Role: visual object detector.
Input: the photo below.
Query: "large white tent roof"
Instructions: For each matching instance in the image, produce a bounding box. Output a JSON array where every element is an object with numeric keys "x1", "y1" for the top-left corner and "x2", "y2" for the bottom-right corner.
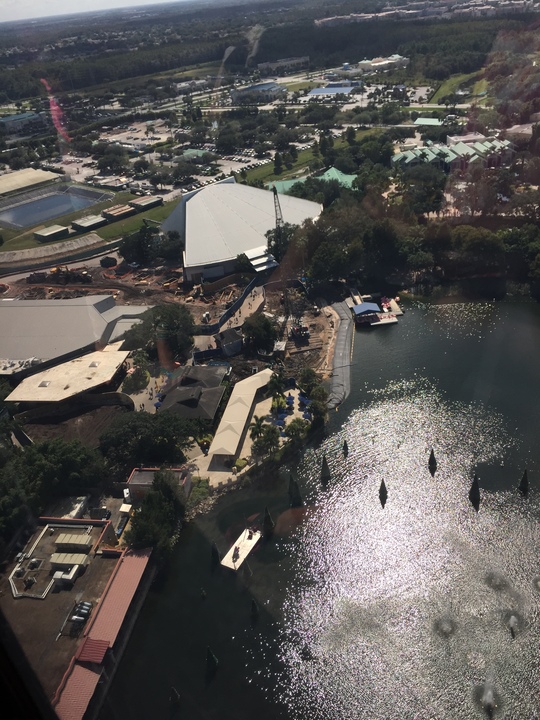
[{"x1": 182, "y1": 182, "x2": 321, "y2": 269}]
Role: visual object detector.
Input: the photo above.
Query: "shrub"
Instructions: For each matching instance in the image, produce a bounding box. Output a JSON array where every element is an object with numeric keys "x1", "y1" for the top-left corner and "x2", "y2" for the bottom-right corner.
[{"x1": 187, "y1": 476, "x2": 210, "y2": 510}]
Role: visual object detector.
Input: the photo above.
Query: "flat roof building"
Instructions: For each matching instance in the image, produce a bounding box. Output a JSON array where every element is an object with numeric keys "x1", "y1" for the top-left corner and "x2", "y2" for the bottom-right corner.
[
  {"x1": 128, "y1": 195, "x2": 163, "y2": 210},
  {"x1": 127, "y1": 467, "x2": 186, "y2": 501},
  {"x1": 258, "y1": 56, "x2": 310, "y2": 74},
  {"x1": 72, "y1": 215, "x2": 108, "y2": 232},
  {"x1": 33, "y1": 224, "x2": 70, "y2": 242},
  {"x1": 5, "y1": 347, "x2": 129, "y2": 403},
  {"x1": 102, "y1": 204, "x2": 136, "y2": 220},
  {"x1": 0, "y1": 168, "x2": 61, "y2": 196},
  {"x1": 307, "y1": 85, "x2": 356, "y2": 98},
  {"x1": 161, "y1": 179, "x2": 321, "y2": 282},
  {"x1": 231, "y1": 82, "x2": 286, "y2": 104}
]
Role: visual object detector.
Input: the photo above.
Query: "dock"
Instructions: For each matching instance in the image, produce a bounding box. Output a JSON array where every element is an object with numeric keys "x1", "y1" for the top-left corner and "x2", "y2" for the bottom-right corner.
[
  {"x1": 221, "y1": 528, "x2": 262, "y2": 570},
  {"x1": 373, "y1": 313, "x2": 398, "y2": 326},
  {"x1": 388, "y1": 298, "x2": 403, "y2": 316},
  {"x1": 348, "y1": 290, "x2": 403, "y2": 328}
]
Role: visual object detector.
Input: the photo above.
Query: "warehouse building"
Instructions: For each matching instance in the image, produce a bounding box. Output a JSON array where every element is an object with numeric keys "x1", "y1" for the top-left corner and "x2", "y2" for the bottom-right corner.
[
  {"x1": 72, "y1": 214, "x2": 108, "y2": 232},
  {"x1": 0, "y1": 168, "x2": 61, "y2": 197},
  {"x1": 33, "y1": 224, "x2": 70, "y2": 242},
  {"x1": 0, "y1": 111, "x2": 45, "y2": 134},
  {"x1": 231, "y1": 82, "x2": 286, "y2": 104},
  {"x1": 161, "y1": 179, "x2": 321, "y2": 282}
]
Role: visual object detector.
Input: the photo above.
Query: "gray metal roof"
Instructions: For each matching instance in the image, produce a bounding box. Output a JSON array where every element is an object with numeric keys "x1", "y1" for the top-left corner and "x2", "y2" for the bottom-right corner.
[
  {"x1": 179, "y1": 182, "x2": 321, "y2": 269},
  {"x1": 0, "y1": 296, "x2": 148, "y2": 374}
]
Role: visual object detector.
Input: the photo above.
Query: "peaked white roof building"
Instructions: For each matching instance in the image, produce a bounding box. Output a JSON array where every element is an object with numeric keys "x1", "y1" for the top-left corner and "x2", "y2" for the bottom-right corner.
[
  {"x1": 162, "y1": 179, "x2": 321, "y2": 281},
  {"x1": 209, "y1": 368, "x2": 273, "y2": 458}
]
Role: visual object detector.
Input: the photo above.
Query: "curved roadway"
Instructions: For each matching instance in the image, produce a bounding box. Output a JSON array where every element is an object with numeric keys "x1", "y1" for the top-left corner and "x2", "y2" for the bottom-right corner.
[{"x1": 327, "y1": 301, "x2": 353, "y2": 410}]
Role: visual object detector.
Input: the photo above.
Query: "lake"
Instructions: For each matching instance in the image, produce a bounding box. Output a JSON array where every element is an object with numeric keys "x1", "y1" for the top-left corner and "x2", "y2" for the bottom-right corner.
[{"x1": 100, "y1": 299, "x2": 540, "y2": 720}]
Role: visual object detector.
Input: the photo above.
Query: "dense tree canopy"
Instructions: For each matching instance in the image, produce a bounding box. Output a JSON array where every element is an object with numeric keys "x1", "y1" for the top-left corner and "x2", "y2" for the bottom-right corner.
[
  {"x1": 125, "y1": 469, "x2": 184, "y2": 556},
  {"x1": 99, "y1": 412, "x2": 196, "y2": 481},
  {"x1": 243, "y1": 314, "x2": 277, "y2": 352},
  {"x1": 122, "y1": 304, "x2": 195, "y2": 361},
  {"x1": 0, "y1": 439, "x2": 105, "y2": 548}
]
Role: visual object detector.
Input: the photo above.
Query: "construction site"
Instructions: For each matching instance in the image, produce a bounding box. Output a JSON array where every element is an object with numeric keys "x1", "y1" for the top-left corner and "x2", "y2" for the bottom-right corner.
[{"x1": 1, "y1": 257, "x2": 338, "y2": 377}]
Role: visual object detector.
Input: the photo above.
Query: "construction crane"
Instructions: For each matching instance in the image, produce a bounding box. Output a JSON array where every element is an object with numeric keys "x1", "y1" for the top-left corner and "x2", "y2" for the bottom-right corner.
[{"x1": 272, "y1": 185, "x2": 284, "y2": 261}]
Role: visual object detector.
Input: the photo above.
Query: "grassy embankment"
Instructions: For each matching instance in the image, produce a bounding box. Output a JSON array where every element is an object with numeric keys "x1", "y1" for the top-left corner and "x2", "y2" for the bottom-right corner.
[
  {"x1": 429, "y1": 71, "x2": 485, "y2": 104},
  {"x1": 0, "y1": 191, "x2": 180, "y2": 253}
]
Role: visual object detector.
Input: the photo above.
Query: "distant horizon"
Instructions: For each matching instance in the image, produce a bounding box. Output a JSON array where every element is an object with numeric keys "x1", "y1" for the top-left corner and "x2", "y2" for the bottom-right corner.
[{"x1": 1, "y1": 0, "x2": 197, "y2": 24}]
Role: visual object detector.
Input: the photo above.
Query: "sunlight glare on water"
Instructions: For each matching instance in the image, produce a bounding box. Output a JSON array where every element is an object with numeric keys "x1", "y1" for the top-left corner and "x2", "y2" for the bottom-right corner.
[{"x1": 263, "y1": 379, "x2": 540, "y2": 719}]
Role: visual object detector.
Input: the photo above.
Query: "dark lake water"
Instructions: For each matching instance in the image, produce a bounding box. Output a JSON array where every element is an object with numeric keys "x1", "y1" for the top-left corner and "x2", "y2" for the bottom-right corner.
[
  {"x1": 0, "y1": 189, "x2": 100, "y2": 228},
  {"x1": 100, "y1": 299, "x2": 540, "y2": 720}
]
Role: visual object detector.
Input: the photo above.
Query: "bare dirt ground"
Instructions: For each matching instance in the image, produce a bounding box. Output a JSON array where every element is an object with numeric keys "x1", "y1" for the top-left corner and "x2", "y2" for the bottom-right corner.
[
  {"x1": 23, "y1": 406, "x2": 128, "y2": 448},
  {"x1": 9, "y1": 262, "x2": 339, "y2": 378}
]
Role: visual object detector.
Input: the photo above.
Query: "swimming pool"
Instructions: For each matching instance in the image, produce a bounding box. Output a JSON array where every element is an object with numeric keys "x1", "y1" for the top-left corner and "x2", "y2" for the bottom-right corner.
[{"x1": 0, "y1": 187, "x2": 109, "y2": 229}]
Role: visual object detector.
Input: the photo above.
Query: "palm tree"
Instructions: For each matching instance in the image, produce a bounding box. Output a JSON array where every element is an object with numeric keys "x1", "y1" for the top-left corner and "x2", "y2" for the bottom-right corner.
[
  {"x1": 267, "y1": 369, "x2": 286, "y2": 399},
  {"x1": 249, "y1": 415, "x2": 265, "y2": 441}
]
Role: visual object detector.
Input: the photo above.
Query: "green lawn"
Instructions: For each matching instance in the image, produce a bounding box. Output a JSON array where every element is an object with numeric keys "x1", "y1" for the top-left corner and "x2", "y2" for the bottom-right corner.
[
  {"x1": 283, "y1": 80, "x2": 319, "y2": 92},
  {"x1": 95, "y1": 198, "x2": 179, "y2": 240},
  {"x1": 430, "y1": 72, "x2": 481, "y2": 104}
]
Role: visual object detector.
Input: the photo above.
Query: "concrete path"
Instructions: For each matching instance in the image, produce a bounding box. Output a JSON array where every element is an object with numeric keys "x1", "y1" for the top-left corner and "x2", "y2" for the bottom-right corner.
[{"x1": 327, "y1": 301, "x2": 353, "y2": 410}]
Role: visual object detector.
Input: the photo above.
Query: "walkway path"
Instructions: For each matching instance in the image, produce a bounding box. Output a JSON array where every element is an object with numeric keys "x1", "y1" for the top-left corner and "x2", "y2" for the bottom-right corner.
[{"x1": 327, "y1": 301, "x2": 353, "y2": 410}]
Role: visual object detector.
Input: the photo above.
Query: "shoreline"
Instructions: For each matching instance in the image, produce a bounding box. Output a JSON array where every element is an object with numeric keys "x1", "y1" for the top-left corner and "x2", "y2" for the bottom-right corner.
[{"x1": 327, "y1": 300, "x2": 354, "y2": 410}]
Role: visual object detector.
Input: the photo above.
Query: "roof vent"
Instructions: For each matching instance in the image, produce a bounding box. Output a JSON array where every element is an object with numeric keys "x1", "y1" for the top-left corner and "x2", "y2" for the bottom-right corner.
[
  {"x1": 39, "y1": 381, "x2": 50, "y2": 388},
  {"x1": 89, "y1": 361, "x2": 100, "y2": 368}
]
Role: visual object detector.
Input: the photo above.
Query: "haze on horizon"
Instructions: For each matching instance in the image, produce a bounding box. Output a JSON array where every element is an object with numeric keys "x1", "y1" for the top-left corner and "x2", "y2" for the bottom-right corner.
[{"x1": 2, "y1": 0, "x2": 194, "y2": 24}]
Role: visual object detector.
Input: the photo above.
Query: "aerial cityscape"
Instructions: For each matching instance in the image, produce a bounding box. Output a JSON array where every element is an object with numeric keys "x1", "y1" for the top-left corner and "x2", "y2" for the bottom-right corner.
[{"x1": 1, "y1": 0, "x2": 540, "y2": 718}]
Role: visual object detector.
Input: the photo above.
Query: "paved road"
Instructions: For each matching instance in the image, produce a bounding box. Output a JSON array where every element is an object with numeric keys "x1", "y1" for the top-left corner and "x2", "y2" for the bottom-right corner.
[{"x1": 327, "y1": 301, "x2": 353, "y2": 410}]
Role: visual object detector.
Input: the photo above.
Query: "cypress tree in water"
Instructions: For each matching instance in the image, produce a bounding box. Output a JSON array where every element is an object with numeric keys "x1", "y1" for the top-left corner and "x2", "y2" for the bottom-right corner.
[
  {"x1": 469, "y1": 473, "x2": 480, "y2": 512},
  {"x1": 289, "y1": 473, "x2": 304, "y2": 507},
  {"x1": 518, "y1": 469, "x2": 529, "y2": 497},
  {"x1": 428, "y1": 448, "x2": 437, "y2": 476},
  {"x1": 211, "y1": 542, "x2": 221, "y2": 566},
  {"x1": 321, "y1": 454, "x2": 331, "y2": 487},
  {"x1": 206, "y1": 646, "x2": 219, "y2": 677},
  {"x1": 379, "y1": 479, "x2": 388, "y2": 508},
  {"x1": 251, "y1": 598, "x2": 259, "y2": 618},
  {"x1": 263, "y1": 505, "x2": 275, "y2": 539}
]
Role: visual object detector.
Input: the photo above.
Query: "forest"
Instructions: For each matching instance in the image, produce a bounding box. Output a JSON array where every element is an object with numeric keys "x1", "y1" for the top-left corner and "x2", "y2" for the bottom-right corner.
[{"x1": 0, "y1": 13, "x2": 534, "y2": 100}]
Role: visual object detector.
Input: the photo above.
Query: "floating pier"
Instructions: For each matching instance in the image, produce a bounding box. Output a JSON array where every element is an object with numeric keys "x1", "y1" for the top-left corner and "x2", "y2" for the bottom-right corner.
[
  {"x1": 221, "y1": 528, "x2": 262, "y2": 570},
  {"x1": 347, "y1": 291, "x2": 403, "y2": 328}
]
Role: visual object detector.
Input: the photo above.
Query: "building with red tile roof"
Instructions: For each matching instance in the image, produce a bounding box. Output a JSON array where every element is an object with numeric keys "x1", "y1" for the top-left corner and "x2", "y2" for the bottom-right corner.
[{"x1": 52, "y1": 548, "x2": 152, "y2": 720}]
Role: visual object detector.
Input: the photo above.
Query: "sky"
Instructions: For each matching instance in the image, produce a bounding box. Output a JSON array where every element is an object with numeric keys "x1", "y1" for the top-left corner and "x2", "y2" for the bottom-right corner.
[{"x1": 2, "y1": 0, "x2": 185, "y2": 23}]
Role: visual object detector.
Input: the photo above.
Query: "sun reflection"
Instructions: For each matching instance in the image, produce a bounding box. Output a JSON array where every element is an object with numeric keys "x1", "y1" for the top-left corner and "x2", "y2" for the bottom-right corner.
[{"x1": 250, "y1": 379, "x2": 540, "y2": 719}]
